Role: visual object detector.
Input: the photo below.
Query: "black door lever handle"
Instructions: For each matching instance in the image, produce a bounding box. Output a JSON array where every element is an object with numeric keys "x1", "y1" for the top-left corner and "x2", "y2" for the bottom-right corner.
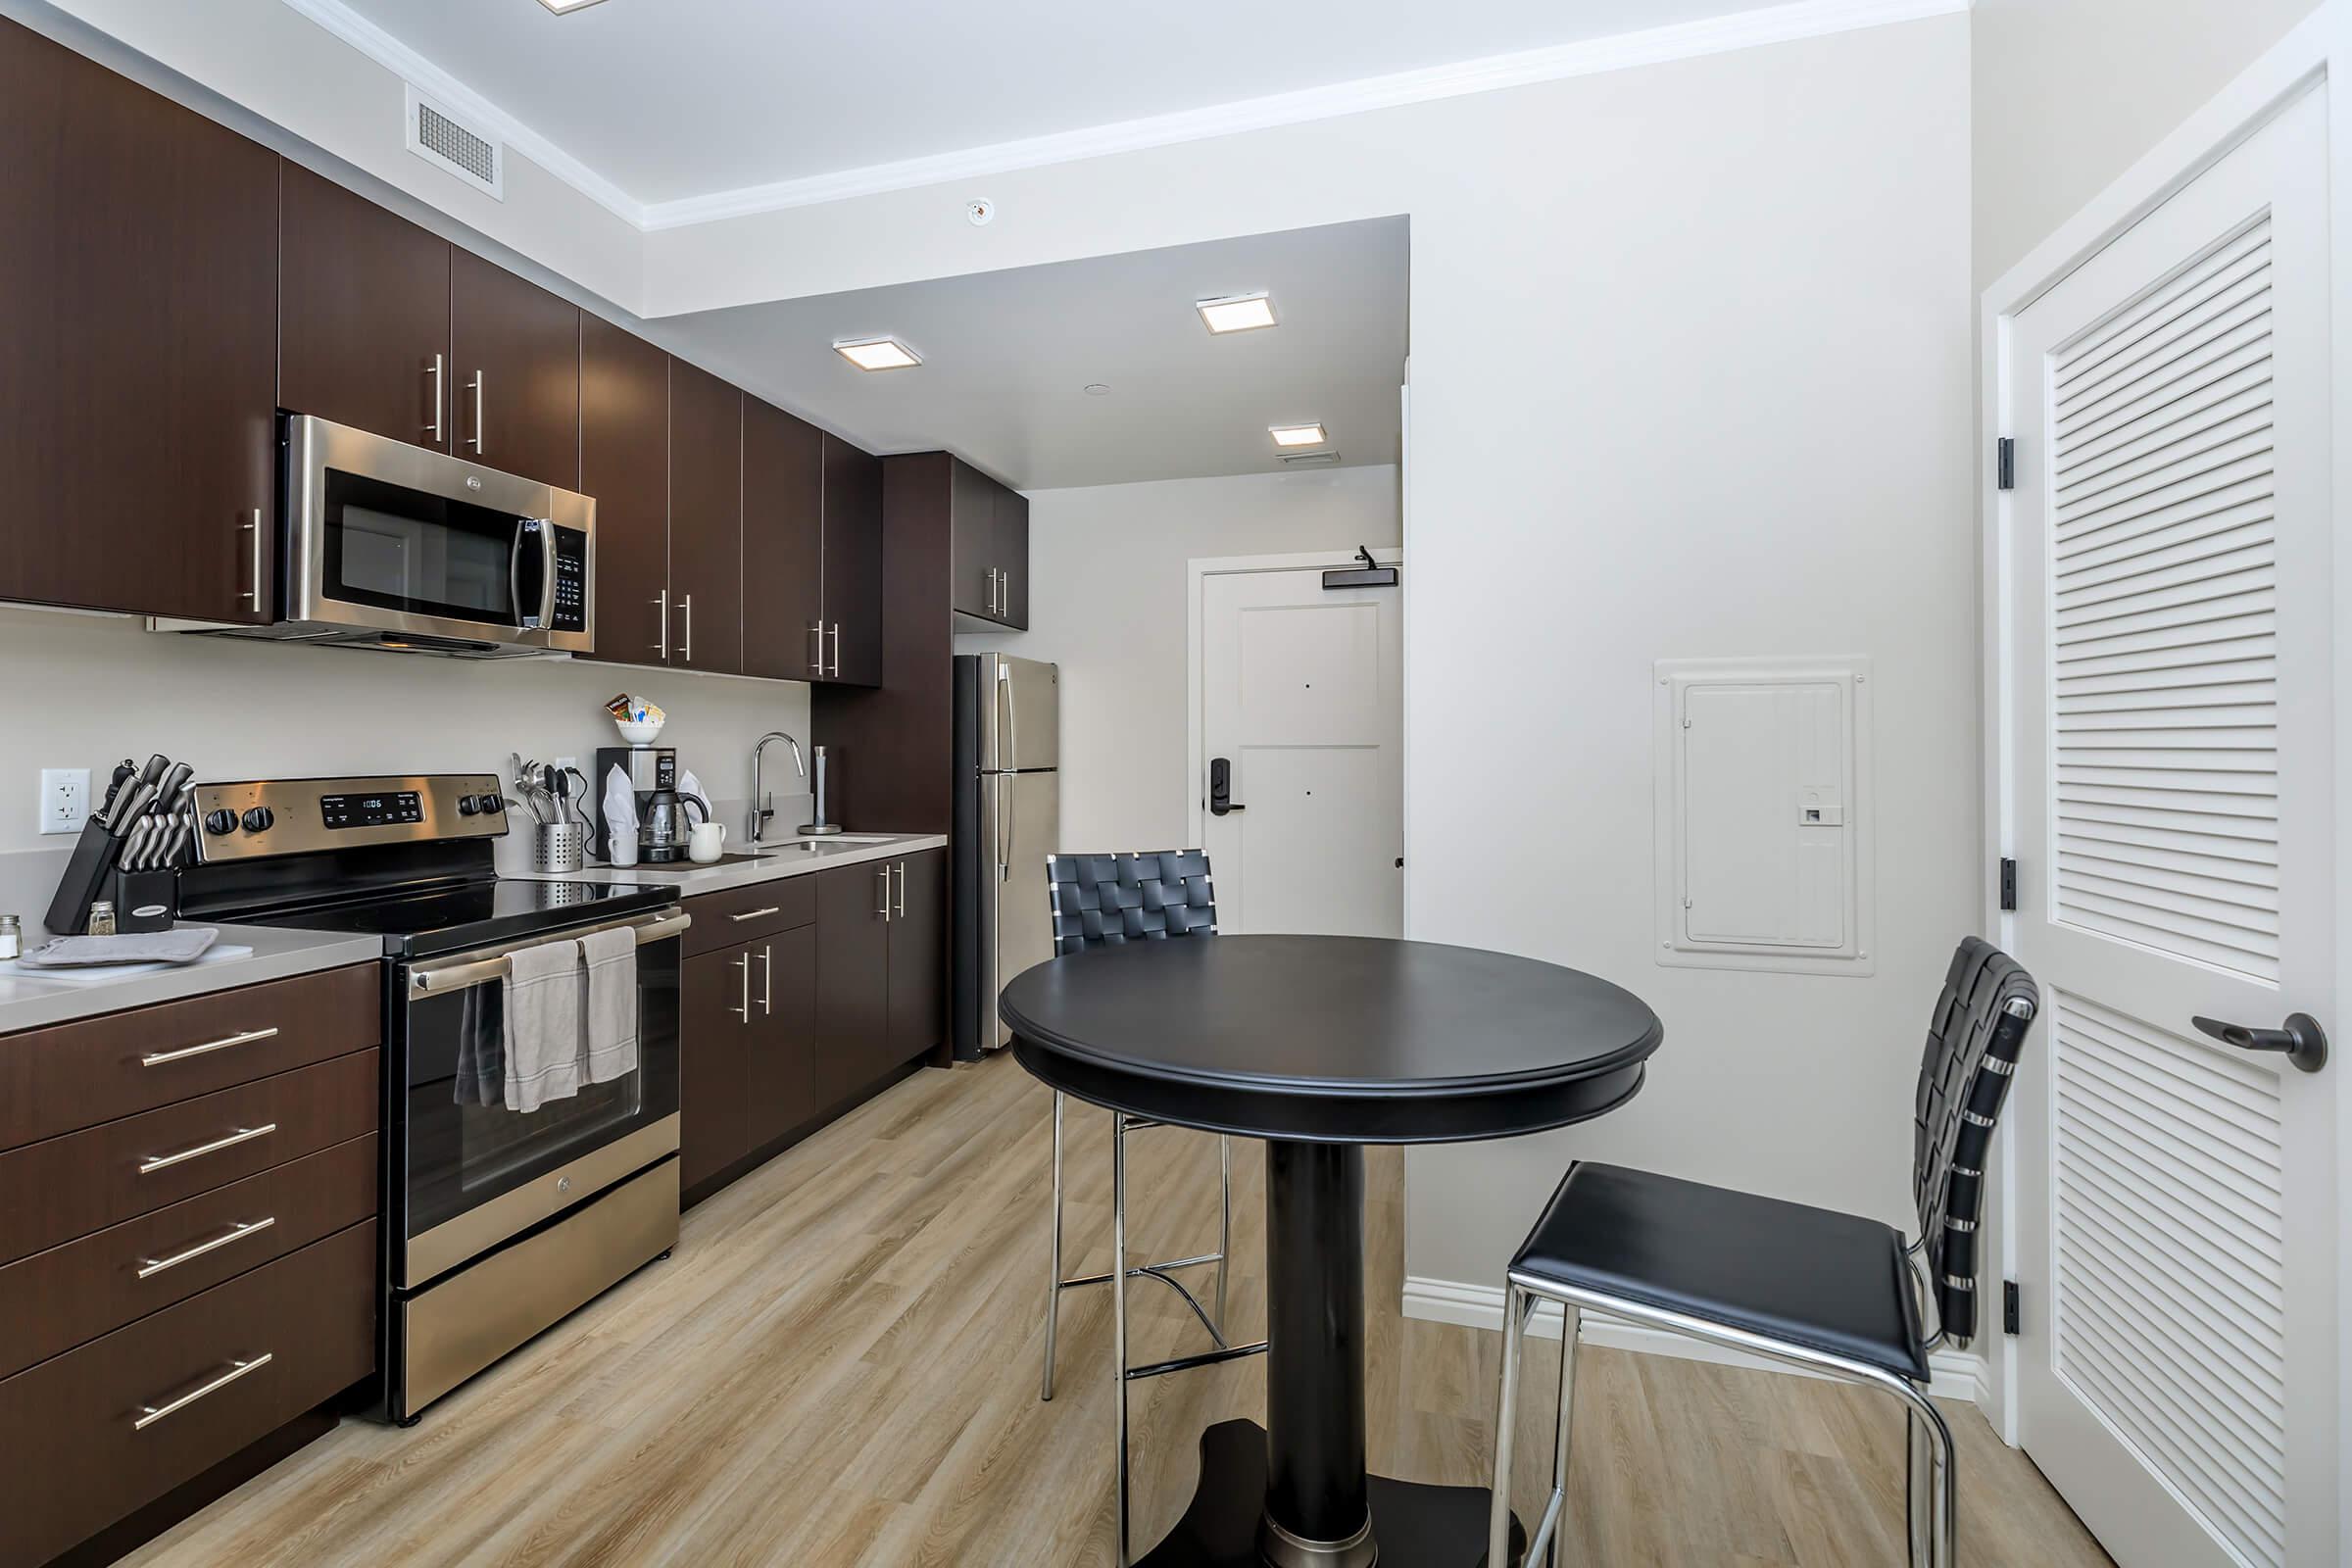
[
  {"x1": 1208, "y1": 757, "x2": 1246, "y2": 817},
  {"x1": 2191, "y1": 1012, "x2": 2328, "y2": 1074}
]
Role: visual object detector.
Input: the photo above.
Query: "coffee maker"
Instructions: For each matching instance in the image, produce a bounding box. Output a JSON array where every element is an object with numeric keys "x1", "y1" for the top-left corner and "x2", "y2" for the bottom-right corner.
[{"x1": 592, "y1": 745, "x2": 697, "y2": 863}]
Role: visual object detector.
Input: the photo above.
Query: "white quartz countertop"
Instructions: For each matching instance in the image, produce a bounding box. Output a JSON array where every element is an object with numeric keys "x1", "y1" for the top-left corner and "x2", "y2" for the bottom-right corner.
[
  {"x1": 0, "y1": 922, "x2": 385, "y2": 1036},
  {"x1": 515, "y1": 832, "x2": 948, "y2": 898}
]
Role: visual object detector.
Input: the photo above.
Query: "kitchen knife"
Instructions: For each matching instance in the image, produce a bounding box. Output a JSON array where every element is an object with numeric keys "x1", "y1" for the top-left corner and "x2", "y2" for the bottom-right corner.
[
  {"x1": 107, "y1": 781, "x2": 157, "y2": 837},
  {"x1": 97, "y1": 760, "x2": 135, "y2": 821},
  {"x1": 155, "y1": 761, "x2": 193, "y2": 813},
  {"x1": 120, "y1": 817, "x2": 152, "y2": 872}
]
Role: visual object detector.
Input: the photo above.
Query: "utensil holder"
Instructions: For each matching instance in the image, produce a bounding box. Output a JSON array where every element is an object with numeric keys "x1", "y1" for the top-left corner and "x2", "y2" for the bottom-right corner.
[{"x1": 535, "y1": 822, "x2": 585, "y2": 874}]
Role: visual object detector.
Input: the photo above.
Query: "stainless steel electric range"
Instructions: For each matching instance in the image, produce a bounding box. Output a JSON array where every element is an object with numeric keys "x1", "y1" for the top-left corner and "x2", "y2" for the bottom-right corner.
[{"x1": 177, "y1": 773, "x2": 687, "y2": 1423}]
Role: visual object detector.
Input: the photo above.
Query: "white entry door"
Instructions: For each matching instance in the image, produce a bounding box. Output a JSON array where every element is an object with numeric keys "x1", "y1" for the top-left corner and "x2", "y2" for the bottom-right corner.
[
  {"x1": 1198, "y1": 556, "x2": 1402, "y2": 935},
  {"x1": 2004, "y1": 86, "x2": 2339, "y2": 1568}
]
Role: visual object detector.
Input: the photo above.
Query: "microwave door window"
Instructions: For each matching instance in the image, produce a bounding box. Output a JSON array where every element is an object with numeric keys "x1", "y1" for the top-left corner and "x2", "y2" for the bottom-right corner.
[{"x1": 323, "y1": 469, "x2": 522, "y2": 626}]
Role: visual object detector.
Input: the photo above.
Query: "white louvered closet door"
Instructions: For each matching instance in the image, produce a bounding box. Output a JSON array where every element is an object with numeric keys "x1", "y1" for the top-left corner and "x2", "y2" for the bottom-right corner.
[{"x1": 2005, "y1": 87, "x2": 2339, "y2": 1568}]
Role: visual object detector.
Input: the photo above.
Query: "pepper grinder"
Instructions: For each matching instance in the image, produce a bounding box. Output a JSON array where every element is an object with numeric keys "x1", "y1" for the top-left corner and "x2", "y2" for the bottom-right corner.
[{"x1": 797, "y1": 745, "x2": 842, "y2": 836}]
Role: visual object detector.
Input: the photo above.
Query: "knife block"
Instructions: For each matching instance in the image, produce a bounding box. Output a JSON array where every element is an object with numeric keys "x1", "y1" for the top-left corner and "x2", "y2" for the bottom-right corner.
[
  {"x1": 43, "y1": 818, "x2": 124, "y2": 936},
  {"x1": 110, "y1": 869, "x2": 179, "y2": 933}
]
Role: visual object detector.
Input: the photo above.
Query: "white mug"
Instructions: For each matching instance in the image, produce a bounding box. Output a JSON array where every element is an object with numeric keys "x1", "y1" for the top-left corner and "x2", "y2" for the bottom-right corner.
[{"x1": 688, "y1": 820, "x2": 728, "y2": 863}]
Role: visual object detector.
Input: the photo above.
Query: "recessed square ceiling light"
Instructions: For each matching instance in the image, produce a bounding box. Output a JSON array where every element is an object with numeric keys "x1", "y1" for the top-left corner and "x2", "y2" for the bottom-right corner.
[
  {"x1": 834, "y1": 336, "x2": 922, "y2": 371},
  {"x1": 1197, "y1": 293, "x2": 1278, "y2": 335},
  {"x1": 1269, "y1": 423, "x2": 1328, "y2": 448},
  {"x1": 535, "y1": 0, "x2": 611, "y2": 12}
]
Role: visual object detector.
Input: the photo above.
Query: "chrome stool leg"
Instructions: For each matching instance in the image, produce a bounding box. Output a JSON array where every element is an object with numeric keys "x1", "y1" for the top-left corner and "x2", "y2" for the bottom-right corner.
[
  {"x1": 1112, "y1": 1111, "x2": 1132, "y2": 1567},
  {"x1": 1488, "y1": 1283, "x2": 1530, "y2": 1568},
  {"x1": 1540, "y1": 1304, "x2": 1581, "y2": 1568},
  {"x1": 1902, "y1": 1391, "x2": 1956, "y2": 1568},
  {"x1": 1041, "y1": 1090, "x2": 1067, "y2": 1401},
  {"x1": 1212, "y1": 1134, "x2": 1232, "y2": 1333}
]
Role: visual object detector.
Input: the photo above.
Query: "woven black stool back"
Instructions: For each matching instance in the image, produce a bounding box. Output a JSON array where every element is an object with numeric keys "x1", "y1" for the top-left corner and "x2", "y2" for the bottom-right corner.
[
  {"x1": 1047, "y1": 852, "x2": 1216, "y2": 956},
  {"x1": 1912, "y1": 936, "x2": 2040, "y2": 1340}
]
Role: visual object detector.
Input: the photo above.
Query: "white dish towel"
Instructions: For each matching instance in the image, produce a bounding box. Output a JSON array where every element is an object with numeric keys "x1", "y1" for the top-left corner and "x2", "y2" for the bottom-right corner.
[
  {"x1": 578, "y1": 924, "x2": 640, "y2": 1084},
  {"x1": 504, "y1": 938, "x2": 584, "y2": 1113}
]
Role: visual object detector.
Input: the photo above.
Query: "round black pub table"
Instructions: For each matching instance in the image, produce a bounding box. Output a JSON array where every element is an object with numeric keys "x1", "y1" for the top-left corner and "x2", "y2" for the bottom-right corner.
[{"x1": 1003, "y1": 935, "x2": 1664, "y2": 1568}]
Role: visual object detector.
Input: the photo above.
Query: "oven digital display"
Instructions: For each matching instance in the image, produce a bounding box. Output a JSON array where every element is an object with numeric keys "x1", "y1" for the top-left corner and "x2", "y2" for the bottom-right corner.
[{"x1": 319, "y1": 790, "x2": 424, "y2": 830}]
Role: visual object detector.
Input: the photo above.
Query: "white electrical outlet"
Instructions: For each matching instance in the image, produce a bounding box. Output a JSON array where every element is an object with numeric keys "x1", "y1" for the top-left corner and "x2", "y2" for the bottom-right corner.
[{"x1": 40, "y1": 767, "x2": 91, "y2": 835}]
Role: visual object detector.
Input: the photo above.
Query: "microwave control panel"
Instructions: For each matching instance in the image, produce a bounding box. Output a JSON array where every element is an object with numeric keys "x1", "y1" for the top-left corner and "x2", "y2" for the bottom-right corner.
[{"x1": 551, "y1": 526, "x2": 588, "y2": 633}]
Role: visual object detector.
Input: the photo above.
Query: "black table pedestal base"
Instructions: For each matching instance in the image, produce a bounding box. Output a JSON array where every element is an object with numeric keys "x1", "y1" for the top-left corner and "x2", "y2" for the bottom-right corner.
[{"x1": 1135, "y1": 1421, "x2": 1524, "y2": 1568}]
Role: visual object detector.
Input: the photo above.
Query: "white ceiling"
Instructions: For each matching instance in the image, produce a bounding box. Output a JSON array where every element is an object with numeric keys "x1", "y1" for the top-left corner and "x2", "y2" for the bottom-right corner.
[
  {"x1": 662, "y1": 218, "x2": 1407, "y2": 491},
  {"x1": 331, "y1": 0, "x2": 1795, "y2": 207}
]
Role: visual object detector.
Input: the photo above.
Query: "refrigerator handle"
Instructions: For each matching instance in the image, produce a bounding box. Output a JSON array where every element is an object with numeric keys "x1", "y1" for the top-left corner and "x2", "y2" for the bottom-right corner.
[
  {"x1": 998, "y1": 662, "x2": 1018, "y2": 774},
  {"x1": 997, "y1": 776, "x2": 1012, "y2": 882}
]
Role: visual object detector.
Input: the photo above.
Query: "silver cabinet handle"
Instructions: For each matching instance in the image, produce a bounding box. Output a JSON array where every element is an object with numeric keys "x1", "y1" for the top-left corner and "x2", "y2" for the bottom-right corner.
[
  {"x1": 730, "y1": 953, "x2": 750, "y2": 1022},
  {"x1": 987, "y1": 566, "x2": 999, "y2": 615},
  {"x1": 241, "y1": 510, "x2": 264, "y2": 612},
  {"x1": 652, "y1": 587, "x2": 670, "y2": 659},
  {"x1": 134, "y1": 1354, "x2": 272, "y2": 1432},
  {"x1": 1001, "y1": 568, "x2": 1012, "y2": 617},
  {"x1": 467, "y1": 369, "x2": 486, "y2": 453},
  {"x1": 878, "y1": 866, "x2": 892, "y2": 921},
  {"x1": 728, "y1": 906, "x2": 782, "y2": 922},
  {"x1": 143, "y1": 1026, "x2": 279, "y2": 1068},
  {"x1": 828, "y1": 622, "x2": 842, "y2": 678},
  {"x1": 427, "y1": 354, "x2": 445, "y2": 442},
  {"x1": 681, "y1": 593, "x2": 694, "y2": 662},
  {"x1": 893, "y1": 860, "x2": 906, "y2": 918},
  {"x1": 759, "y1": 944, "x2": 773, "y2": 1016},
  {"x1": 808, "y1": 621, "x2": 825, "y2": 675},
  {"x1": 137, "y1": 1217, "x2": 275, "y2": 1280},
  {"x1": 138, "y1": 1124, "x2": 277, "y2": 1176}
]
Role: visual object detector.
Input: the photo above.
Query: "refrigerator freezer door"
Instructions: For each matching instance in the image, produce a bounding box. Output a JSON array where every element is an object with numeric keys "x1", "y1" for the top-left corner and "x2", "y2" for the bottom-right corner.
[
  {"x1": 980, "y1": 656, "x2": 1060, "y2": 774},
  {"x1": 984, "y1": 769, "x2": 1060, "y2": 1048}
]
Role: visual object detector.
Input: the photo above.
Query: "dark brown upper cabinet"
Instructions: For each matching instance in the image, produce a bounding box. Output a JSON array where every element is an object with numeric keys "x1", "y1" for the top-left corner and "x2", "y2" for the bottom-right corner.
[
  {"x1": 0, "y1": 17, "x2": 278, "y2": 623},
  {"x1": 579, "y1": 317, "x2": 670, "y2": 667},
  {"x1": 821, "y1": 437, "x2": 885, "y2": 686},
  {"x1": 280, "y1": 163, "x2": 452, "y2": 451},
  {"x1": 943, "y1": 457, "x2": 1028, "y2": 629},
  {"x1": 992, "y1": 486, "x2": 1031, "y2": 631},
  {"x1": 449, "y1": 249, "x2": 580, "y2": 490},
  {"x1": 742, "y1": 398, "x2": 825, "y2": 682},
  {"x1": 666, "y1": 359, "x2": 743, "y2": 677}
]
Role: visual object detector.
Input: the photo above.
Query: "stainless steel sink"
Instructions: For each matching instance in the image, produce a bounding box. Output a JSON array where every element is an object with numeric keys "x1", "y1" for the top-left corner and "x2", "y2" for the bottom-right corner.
[{"x1": 751, "y1": 834, "x2": 900, "y2": 855}]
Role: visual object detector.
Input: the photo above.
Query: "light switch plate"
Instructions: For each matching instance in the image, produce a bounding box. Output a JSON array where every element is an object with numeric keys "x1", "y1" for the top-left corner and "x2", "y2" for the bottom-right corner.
[{"x1": 40, "y1": 767, "x2": 91, "y2": 835}]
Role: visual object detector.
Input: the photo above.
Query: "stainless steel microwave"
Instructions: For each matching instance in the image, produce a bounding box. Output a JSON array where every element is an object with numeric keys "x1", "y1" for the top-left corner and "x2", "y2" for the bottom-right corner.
[{"x1": 159, "y1": 415, "x2": 596, "y2": 659}]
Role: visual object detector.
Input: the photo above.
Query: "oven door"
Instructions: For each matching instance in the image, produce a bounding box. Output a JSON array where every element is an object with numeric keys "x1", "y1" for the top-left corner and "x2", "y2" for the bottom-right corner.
[
  {"x1": 394, "y1": 909, "x2": 682, "y2": 1288},
  {"x1": 284, "y1": 414, "x2": 595, "y2": 654}
]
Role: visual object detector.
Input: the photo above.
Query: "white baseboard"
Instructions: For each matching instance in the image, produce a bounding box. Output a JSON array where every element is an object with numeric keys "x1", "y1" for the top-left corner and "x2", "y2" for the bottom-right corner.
[{"x1": 1402, "y1": 1276, "x2": 1982, "y2": 1403}]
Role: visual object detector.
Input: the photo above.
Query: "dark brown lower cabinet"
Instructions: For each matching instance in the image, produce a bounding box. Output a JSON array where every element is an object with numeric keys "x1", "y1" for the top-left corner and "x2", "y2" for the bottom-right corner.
[
  {"x1": 814, "y1": 860, "x2": 895, "y2": 1108},
  {"x1": 681, "y1": 925, "x2": 819, "y2": 1196},
  {"x1": 0, "y1": 1220, "x2": 375, "y2": 1567},
  {"x1": 889, "y1": 851, "x2": 948, "y2": 1062}
]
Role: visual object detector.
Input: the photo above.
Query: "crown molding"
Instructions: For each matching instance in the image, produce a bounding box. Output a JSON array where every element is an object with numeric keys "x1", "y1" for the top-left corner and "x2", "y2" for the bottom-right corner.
[
  {"x1": 278, "y1": 0, "x2": 1963, "y2": 236},
  {"x1": 276, "y1": 0, "x2": 650, "y2": 226}
]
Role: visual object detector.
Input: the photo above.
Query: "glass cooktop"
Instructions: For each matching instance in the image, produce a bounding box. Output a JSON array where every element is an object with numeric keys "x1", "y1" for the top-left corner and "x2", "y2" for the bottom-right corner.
[{"x1": 246, "y1": 877, "x2": 676, "y2": 958}]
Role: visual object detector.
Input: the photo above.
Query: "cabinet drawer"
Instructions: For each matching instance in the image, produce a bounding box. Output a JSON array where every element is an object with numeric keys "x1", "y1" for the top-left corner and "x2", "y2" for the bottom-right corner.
[
  {"x1": 0, "y1": 1050, "x2": 378, "y2": 1266},
  {"x1": 0, "y1": 1220, "x2": 374, "y2": 1568},
  {"x1": 0, "y1": 1134, "x2": 376, "y2": 1381},
  {"x1": 681, "y1": 876, "x2": 815, "y2": 956},
  {"x1": 0, "y1": 962, "x2": 379, "y2": 1150}
]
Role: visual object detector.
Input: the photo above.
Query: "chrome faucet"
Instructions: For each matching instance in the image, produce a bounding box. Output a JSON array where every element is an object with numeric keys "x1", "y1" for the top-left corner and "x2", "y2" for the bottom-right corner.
[{"x1": 749, "y1": 731, "x2": 807, "y2": 846}]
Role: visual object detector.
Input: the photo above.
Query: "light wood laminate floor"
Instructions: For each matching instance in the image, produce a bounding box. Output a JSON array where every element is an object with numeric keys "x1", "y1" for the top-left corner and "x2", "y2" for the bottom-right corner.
[{"x1": 124, "y1": 1052, "x2": 2111, "y2": 1567}]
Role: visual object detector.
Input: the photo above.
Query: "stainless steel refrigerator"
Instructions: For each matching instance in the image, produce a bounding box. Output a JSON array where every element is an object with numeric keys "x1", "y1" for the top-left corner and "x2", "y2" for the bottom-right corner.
[{"x1": 953, "y1": 654, "x2": 1059, "y2": 1056}]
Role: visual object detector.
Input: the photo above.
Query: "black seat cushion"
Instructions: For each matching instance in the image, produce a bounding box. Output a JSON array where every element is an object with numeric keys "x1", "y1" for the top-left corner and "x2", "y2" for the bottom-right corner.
[{"x1": 1512, "y1": 1162, "x2": 1929, "y2": 1383}]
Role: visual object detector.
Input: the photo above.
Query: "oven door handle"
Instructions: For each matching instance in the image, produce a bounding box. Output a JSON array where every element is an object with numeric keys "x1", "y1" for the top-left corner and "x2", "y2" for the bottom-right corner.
[{"x1": 408, "y1": 909, "x2": 692, "y2": 997}]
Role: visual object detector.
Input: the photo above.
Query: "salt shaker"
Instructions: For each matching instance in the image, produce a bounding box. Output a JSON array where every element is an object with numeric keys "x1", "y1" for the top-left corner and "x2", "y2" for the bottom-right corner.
[
  {"x1": 0, "y1": 914, "x2": 20, "y2": 960},
  {"x1": 86, "y1": 901, "x2": 117, "y2": 937}
]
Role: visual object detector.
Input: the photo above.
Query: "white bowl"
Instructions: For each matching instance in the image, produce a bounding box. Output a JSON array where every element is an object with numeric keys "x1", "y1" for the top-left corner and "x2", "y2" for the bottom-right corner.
[{"x1": 614, "y1": 718, "x2": 664, "y2": 746}]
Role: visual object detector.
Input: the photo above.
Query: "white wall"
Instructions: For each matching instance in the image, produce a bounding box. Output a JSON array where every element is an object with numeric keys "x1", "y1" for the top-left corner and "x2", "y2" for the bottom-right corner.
[
  {"x1": 955, "y1": 466, "x2": 1400, "y2": 852},
  {"x1": 0, "y1": 608, "x2": 809, "y2": 920},
  {"x1": 877, "y1": 20, "x2": 1975, "y2": 1292},
  {"x1": 1971, "y1": 0, "x2": 2324, "y2": 288}
]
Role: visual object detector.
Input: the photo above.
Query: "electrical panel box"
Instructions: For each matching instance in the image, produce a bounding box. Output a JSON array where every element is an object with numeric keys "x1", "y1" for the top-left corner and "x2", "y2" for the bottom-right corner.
[{"x1": 1653, "y1": 657, "x2": 1874, "y2": 975}]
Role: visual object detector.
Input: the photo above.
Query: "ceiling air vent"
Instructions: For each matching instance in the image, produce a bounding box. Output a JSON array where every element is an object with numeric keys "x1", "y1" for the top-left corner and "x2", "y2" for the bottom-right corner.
[{"x1": 404, "y1": 86, "x2": 503, "y2": 200}]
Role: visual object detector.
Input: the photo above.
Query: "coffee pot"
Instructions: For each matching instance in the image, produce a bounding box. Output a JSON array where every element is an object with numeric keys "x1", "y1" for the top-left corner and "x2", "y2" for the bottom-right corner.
[{"x1": 641, "y1": 786, "x2": 705, "y2": 863}]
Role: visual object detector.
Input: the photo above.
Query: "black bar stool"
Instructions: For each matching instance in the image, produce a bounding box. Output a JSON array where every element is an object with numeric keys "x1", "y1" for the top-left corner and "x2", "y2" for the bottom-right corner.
[{"x1": 1488, "y1": 937, "x2": 2038, "y2": 1568}]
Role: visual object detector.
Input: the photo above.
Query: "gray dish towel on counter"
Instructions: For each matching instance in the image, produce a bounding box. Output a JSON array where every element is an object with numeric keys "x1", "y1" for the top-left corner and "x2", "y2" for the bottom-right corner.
[
  {"x1": 579, "y1": 923, "x2": 640, "y2": 1084},
  {"x1": 504, "y1": 937, "x2": 585, "y2": 1113}
]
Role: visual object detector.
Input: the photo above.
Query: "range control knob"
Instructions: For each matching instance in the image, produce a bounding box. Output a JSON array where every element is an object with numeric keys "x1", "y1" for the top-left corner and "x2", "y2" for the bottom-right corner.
[
  {"x1": 241, "y1": 806, "x2": 274, "y2": 833},
  {"x1": 477, "y1": 794, "x2": 506, "y2": 815},
  {"x1": 457, "y1": 795, "x2": 481, "y2": 816},
  {"x1": 203, "y1": 808, "x2": 238, "y2": 836}
]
